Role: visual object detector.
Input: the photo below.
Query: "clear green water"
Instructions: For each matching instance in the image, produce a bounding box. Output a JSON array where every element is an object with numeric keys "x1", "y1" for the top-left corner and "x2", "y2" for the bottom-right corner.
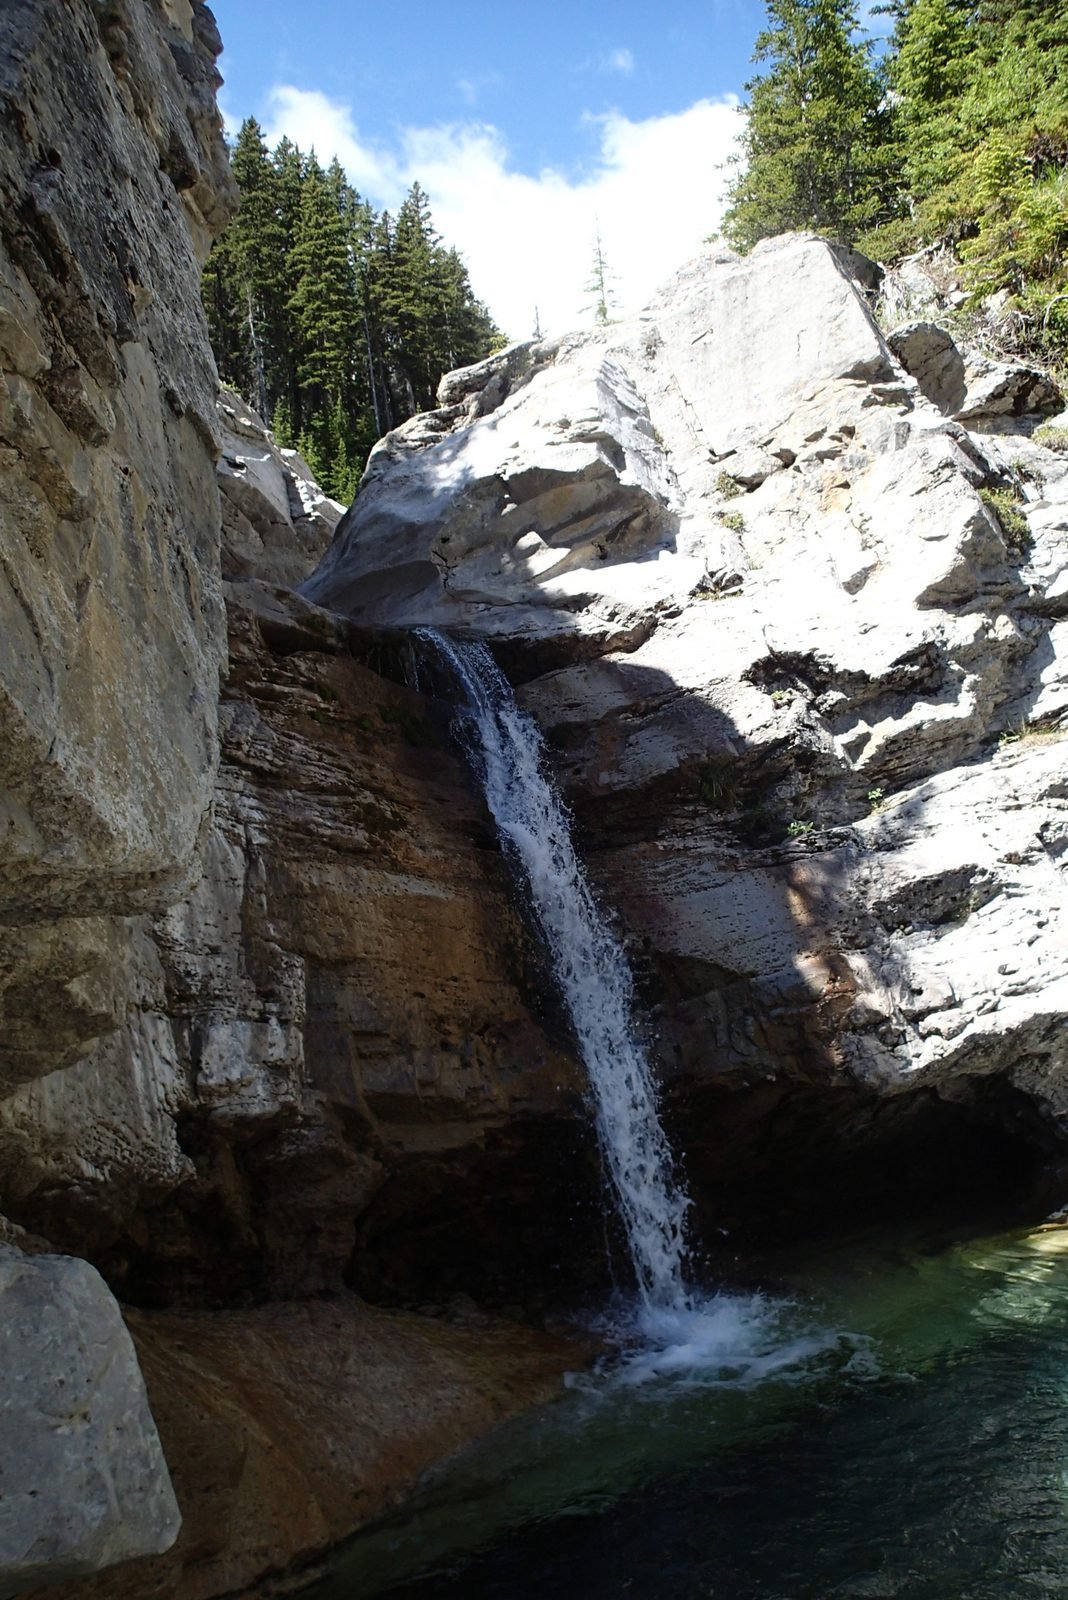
[{"x1": 308, "y1": 1226, "x2": 1068, "y2": 1600}]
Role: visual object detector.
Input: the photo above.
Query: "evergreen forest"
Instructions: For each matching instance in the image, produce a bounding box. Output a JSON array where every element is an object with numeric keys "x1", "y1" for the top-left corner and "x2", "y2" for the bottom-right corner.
[
  {"x1": 204, "y1": 2, "x2": 1068, "y2": 504},
  {"x1": 723, "y1": 0, "x2": 1068, "y2": 367},
  {"x1": 202, "y1": 120, "x2": 502, "y2": 500}
]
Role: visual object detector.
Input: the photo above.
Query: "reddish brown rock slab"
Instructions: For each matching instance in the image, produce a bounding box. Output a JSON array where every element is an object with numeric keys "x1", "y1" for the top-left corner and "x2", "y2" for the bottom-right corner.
[{"x1": 27, "y1": 1296, "x2": 579, "y2": 1600}]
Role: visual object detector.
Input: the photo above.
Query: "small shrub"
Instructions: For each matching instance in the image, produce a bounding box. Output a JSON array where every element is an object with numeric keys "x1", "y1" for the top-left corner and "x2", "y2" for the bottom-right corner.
[
  {"x1": 1034, "y1": 423, "x2": 1068, "y2": 453},
  {"x1": 718, "y1": 509, "x2": 745, "y2": 534},
  {"x1": 787, "y1": 819, "x2": 814, "y2": 838},
  {"x1": 697, "y1": 759, "x2": 740, "y2": 811},
  {"x1": 856, "y1": 215, "x2": 925, "y2": 269},
  {"x1": 979, "y1": 487, "x2": 1031, "y2": 554},
  {"x1": 999, "y1": 720, "x2": 1066, "y2": 748},
  {"x1": 770, "y1": 688, "x2": 790, "y2": 707},
  {"x1": 866, "y1": 786, "x2": 885, "y2": 812},
  {"x1": 715, "y1": 470, "x2": 744, "y2": 499}
]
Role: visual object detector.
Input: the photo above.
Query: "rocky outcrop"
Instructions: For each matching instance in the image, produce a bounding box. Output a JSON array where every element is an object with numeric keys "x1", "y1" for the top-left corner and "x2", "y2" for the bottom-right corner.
[
  {"x1": 301, "y1": 233, "x2": 1068, "y2": 1183},
  {"x1": 217, "y1": 389, "x2": 343, "y2": 588},
  {"x1": 0, "y1": 0, "x2": 234, "y2": 1096},
  {"x1": 0, "y1": 582, "x2": 590, "y2": 1306},
  {"x1": 0, "y1": 0, "x2": 233, "y2": 1589},
  {"x1": 0, "y1": 0, "x2": 232, "y2": 935},
  {"x1": 302, "y1": 235, "x2": 899, "y2": 660},
  {"x1": 25, "y1": 1298, "x2": 576, "y2": 1600}
]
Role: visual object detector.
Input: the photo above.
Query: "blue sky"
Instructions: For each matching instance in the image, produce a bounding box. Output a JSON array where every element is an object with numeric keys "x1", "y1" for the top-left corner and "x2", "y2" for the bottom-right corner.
[{"x1": 209, "y1": 1, "x2": 886, "y2": 340}]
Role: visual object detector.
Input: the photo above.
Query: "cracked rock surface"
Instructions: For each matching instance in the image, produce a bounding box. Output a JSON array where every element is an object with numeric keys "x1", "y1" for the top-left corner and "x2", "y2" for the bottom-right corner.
[{"x1": 302, "y1": 233, "x2": 1068, "y2": 1136}]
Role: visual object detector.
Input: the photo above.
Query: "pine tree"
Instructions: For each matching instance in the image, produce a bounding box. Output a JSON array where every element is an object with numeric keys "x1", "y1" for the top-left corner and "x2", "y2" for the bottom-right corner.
[
  {"x1": 889, "y1": 0, "x2": 976, "y2": 206},
  {"x1": 201, "y1": 140, "x2": 503, "y2": 496},
  {"x1": 878, "y1": 0, "x2": 1068, "y2": 353},
  {"x1": 227, "y1": 118, "x2": 288, "y2": 415},
  {"x1": 585, "y1": 227, "x2": 618, "y2": 325},
  {"x1": 287, "y1": 154, "x2": 369, "y2": 494},
  {"x1": 723, "y1": 0, "x2": 894, "y2": 250}
]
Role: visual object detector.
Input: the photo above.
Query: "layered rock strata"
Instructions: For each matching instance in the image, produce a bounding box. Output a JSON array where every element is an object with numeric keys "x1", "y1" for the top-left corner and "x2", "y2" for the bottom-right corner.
[
  {"x1": 302, "y1": 233, "x2": 1068, "y2": 1183},
  {"x1": 0, "y1": 0, "x2": 232, "y2": 1588}
]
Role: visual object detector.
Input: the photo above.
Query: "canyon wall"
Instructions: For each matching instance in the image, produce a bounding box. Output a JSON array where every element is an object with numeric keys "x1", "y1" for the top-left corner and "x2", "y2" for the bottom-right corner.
[
  {"x1": 2, "y1": 3, "x2": 1068, "y2": 1593},
  {"x1": 0, "y1": 0, "x2": 235, "y2": 1590}
]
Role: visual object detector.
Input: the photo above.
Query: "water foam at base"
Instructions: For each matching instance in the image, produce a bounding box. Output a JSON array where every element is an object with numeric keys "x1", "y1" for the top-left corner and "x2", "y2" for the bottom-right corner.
[{"x1": 588, "y1": 1289, "x2": 874, "y2": 1390}]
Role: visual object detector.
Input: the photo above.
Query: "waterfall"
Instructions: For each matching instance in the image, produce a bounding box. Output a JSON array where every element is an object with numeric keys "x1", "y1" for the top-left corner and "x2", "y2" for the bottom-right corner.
[{"x1": 421, "y1": 630, "x2": 691, "y2": 1313}]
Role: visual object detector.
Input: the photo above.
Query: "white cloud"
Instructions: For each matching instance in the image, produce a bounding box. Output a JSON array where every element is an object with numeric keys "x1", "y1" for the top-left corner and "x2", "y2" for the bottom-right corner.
[
  {"x1": 601, "y1": 47, "x2": 635, "y2": 75},
  {"x1": 263, "y1": 87, "x2": 742, "y2": 343},
  {"x1": 455, "y1": 71, "x2": 503, "y2": 107}
]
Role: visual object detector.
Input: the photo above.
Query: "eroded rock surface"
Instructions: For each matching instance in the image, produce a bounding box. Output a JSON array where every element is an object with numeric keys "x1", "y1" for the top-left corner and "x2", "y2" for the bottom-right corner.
[
  {"x1": 301, "y1": 233, "x2": 1068, "y2": 1156},
  {"x1": 217, "y1": 389, "x2": 343, "y2": 587},
  {"x1": 0, "y1": 1248, "x2": 180, "y2": 1597},
  {"x1": 24, "y1": 1298, "x2": 576, "y2": 1600},
  {"x1": 0, "y1": 0, "x2": 231, "y2": 1589},
  {"x1": 0, "y1": 0, "x2": 234, "y2": 1101},
  {"x1": 0, "y1": 0, "x2": 231, "y2": 926},
  {"x1": 0, "y1": 585, "x2": 588, "y2": 1306}
]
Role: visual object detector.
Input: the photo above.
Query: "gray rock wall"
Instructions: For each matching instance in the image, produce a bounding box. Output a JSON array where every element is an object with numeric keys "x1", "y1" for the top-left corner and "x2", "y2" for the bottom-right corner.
[
  {"x1": 301, "y1": 233, "x2": 1068, "y2": 1142},
  {"x1": 0, "y1": 0, "x2": 233, "y2": 1589}
]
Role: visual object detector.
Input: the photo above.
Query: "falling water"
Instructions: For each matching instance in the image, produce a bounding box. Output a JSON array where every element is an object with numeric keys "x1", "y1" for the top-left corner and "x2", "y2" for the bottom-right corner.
[{"x1": 421, "y1": 630, "x2": 690, "y2": 1313}]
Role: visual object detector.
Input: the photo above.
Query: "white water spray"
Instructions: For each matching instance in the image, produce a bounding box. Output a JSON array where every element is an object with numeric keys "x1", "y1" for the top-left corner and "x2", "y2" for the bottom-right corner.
[{"x1": 422, "y1": 631, "x2": 691, "y2": 1313}]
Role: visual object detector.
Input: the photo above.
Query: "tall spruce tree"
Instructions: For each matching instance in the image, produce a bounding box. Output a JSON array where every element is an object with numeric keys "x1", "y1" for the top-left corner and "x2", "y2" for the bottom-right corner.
[
  {"x1": 723, "y1": 0, "x2": 894, "y2": 250},
  {"x1": 287, "y1": 155, "x2": 368, "y2": 497}
]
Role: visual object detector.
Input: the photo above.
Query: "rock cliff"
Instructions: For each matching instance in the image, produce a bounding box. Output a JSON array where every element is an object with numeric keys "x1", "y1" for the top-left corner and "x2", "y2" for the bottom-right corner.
[
  {"x1": 3, "y1": 8, "x2": 1068, "y2": 1592},
  {"x1": 0, "y1": 0, "x2": 233, "y2": 1589},
  {"x1": 303, "y1": 232, "x2": 1068, "y2": 1235}
]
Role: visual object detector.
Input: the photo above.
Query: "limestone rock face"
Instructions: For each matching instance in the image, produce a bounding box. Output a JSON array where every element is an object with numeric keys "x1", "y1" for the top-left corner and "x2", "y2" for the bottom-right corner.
[
  {"x1": 0, "y1": 0, "x2": 234, "y2": 1094},
  {"x1": 0, "y1": 1247, "x2": 179, "y2": 1596},
  {"x1": 0, "y1": 0, "x2": 232, "y2": 921},
  {"x1": 0, "y1": 585, "x2": 585, "y2": 1305},
  {"x1": 216, "y1": 389, "x2": 344, "y2": 587},
  {"x1": 0, "y1": 2, "x2": 231, "y2": 1591},
  {"x1": 301, "y1": 233, "x2": 1068, "y2": 1140},
  {"x1": 301, "y1": 236, "x2": 896, "y2": 656}
]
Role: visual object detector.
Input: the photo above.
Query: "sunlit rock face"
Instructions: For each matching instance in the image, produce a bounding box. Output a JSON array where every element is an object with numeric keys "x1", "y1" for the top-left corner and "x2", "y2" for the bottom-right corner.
[
  {"x1": 0, "y1": 0, "x2": 234, "y2": 1092},
  {"x1": 302, "y1": 232, "x2": 1068, "y2": 1145},
  {"x1": 216, "y1": 387, "x2": 344, "y2": 587},
  {"x1": 0, "y1": 0, "x2": 232, "y2": 1589}
]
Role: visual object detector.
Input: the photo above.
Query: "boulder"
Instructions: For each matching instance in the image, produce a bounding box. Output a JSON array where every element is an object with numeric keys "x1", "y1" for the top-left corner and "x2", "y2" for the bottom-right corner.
[
  {"x1": 300, "y1": 235, "x2": 896, "y2": 655},
  {"x1": 887, "y1": 321, "x2": 967, "y2": 414},
  {"x1": 0, "y1": 1248, "x2": 178, "y2": 1596},
  {"x1": 216, "y1": 388, "x2": 344, "y2": 587}
]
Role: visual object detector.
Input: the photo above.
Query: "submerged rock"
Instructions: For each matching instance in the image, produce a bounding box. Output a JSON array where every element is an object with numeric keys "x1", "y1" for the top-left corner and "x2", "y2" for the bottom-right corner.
[{"x1": 29, "y1": 1297, "x2": 576, "y2": 1600}]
